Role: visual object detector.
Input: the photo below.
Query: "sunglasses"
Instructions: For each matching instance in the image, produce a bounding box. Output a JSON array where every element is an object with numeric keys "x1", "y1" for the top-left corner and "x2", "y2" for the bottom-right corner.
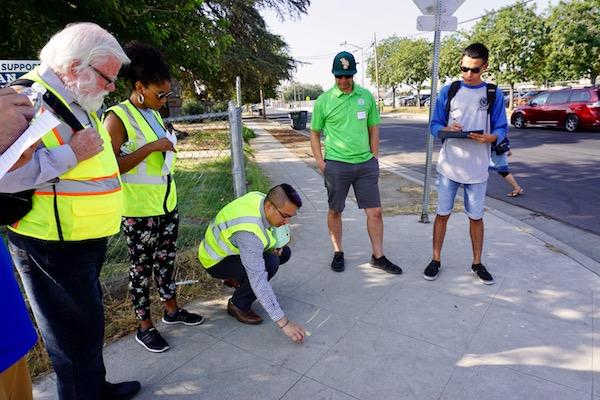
[
  {"x1": 89, "y1": 65, "x2": 117, "y2": 89},
  {"x1": 148, "y1": 87, "x2": 173, "y2": 100},
  {"x1": 460, "y1": 65, "x2": 484, "y2": 74},
  {"x1": 334, "y1": 75, "x2": 353, "y2": 80}
]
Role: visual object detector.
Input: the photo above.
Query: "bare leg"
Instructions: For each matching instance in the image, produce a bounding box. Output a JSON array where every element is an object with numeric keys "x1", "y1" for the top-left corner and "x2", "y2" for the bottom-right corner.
[
  {"x1": 365, "y1": 207, "x2": 384, "y2": 258},
  {"x1": 432, "y1": 214, "x2": 450, "y2": 262},
  {"x1": 327, "y1": 209, "x2": 343, "y2": 252},
  {"x1": 469, "y1": 217, "x2": 484, "y2": 264}
]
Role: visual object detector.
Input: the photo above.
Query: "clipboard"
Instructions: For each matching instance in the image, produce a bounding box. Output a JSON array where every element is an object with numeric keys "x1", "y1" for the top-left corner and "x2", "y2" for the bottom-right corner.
[{"x1": 439, "y1": 130, "x2": 483, "y2": 139}]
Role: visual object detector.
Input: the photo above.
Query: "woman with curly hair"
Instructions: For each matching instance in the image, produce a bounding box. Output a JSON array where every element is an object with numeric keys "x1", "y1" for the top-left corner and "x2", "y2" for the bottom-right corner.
[{"x1": 103, "y1": 41, "x2": 203, "y2": 353}]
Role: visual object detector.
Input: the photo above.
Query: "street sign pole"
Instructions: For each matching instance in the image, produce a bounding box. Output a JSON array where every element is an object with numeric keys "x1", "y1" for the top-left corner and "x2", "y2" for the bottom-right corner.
[{"x1": 420, "y1": 0, "x2": 443, "y2": 223}]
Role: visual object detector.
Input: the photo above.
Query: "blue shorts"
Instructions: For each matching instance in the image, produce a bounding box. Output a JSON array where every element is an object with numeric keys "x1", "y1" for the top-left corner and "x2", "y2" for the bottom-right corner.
[
  {"x1": 436, "y1": 174, "x2": 488, "y2": 220},
  {"x1": 489, "y1": 152, "x2": 509, "y2": 173}
]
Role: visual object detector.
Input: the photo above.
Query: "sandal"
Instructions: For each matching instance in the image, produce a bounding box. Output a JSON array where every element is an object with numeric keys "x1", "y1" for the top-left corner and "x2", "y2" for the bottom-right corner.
[{"x1": 507, "y1": 188, "x2": 524, "y2": 197}]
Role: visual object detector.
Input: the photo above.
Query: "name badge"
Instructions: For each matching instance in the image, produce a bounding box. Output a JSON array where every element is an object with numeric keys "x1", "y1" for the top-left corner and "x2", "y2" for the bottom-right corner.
[
  {"x1": 450, "y1": 109, "x2": 462, "y2": 120},
  {"x1": 357, "y1": 111, "x2": 367, "y2": 120}
]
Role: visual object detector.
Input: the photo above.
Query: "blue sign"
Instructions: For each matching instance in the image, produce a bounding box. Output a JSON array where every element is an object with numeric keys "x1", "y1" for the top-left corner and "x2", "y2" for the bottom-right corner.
[{"x1": 0, "y1": 60, "x2": 41, "y2": 87}]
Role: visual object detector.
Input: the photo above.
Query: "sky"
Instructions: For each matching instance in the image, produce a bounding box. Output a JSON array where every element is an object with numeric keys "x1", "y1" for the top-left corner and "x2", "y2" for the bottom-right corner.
[{"x1": 261, "y1": 0, "x2": 558, "y2": 91}]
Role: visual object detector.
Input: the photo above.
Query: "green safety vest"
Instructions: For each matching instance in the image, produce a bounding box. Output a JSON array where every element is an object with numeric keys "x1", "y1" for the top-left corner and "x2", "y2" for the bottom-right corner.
[
  {"x1": 9, "y1": 69, "x2": 123, "y2": 241},
  {"x1": 198, "y1": 192, "x2": 276, "y2": 268},
  {"x1": 105, "y1": 100, "x2": 177, "y2": 217}
]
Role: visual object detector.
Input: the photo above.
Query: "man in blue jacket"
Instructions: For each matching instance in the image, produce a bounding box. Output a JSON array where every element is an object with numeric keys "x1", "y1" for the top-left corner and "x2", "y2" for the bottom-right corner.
[
  {"x1": 423, "y1": 43, "x2": 508, "y2": 284},
  {"x1": 0, "y1": 87, "x2": 38, "y2": 400}
]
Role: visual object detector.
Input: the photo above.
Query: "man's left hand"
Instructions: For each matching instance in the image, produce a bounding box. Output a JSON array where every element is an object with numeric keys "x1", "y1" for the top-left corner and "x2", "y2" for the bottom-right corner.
[
  {"x1": 468, "y1": 132, "x2": 497, "y2": 144},
  {"x1": 273, "y1": 248, "x2": 283, "y2": 256}
]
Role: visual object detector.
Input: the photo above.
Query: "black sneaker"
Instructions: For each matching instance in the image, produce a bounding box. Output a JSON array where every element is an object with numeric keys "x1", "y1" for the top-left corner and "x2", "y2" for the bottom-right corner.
[
  {"x1": 472, "y1": 263, "x2": 494, "y2": 285},
  {"x1": 162, "y1": 308, "x2": 204, "y2": 326},
  {"x1": 423, "y1": 260, "x2": 441, "y2": 281},
  {"x1": 370, "y1": 255, "x2": 402, "y2": 274},
  {"x1": 331, "y1": 251, "x2": 345, "y2": 272},
  {"x1": 135, "y1": 327, "x2": 169, "y2": 353},
  {"x1": 101, "y1": 380, "x2": 141, "y2": 400}
]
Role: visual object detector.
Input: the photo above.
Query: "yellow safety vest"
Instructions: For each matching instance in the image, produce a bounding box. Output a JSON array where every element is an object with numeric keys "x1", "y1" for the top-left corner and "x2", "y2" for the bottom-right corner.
[
  {"x1": 104, "y1": 100, "x2": 177, "y2": 217},
  {"x1": 8, "y1": 69, "x2": 123, "y2": 241},
  {"x1": 198, "y1": 192, "x2": 276, "y2": 269}
]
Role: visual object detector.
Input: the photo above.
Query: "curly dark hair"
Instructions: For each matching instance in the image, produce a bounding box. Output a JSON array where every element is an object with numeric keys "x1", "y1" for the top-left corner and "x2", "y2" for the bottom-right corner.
[{"x1": 119, "y1": 41, "x2": 171, "y2": 88}]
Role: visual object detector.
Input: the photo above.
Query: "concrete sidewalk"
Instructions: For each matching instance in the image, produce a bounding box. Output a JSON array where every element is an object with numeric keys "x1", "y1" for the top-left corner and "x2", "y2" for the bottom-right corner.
[{"x1": 34, "y1": 122, "x2": 599, "y2": 399}]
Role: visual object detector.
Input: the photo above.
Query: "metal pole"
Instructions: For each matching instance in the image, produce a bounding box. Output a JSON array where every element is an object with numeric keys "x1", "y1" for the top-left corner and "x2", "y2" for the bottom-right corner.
[
  {"x1": 374, "y1": 33, "x2": 381, "y2": 111},
  {"x1": 236, "y1": 76, "x2": 242, "y2": 107},
  {"x1": 361, "y1": 49, "x2": 365, "y2": 87},
  {"x1": 228, "y1": 101, "x2": 246, "y2": 197},
  {"x1": 420, "y1": 0, "x2": 442, "y2": 223}
]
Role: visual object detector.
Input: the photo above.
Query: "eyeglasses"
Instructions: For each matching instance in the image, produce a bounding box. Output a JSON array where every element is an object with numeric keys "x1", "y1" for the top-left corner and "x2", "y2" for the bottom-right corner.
[
  {"x1": 274, "y1": 204, "x2": 294, "y2": 220},
  {"x1": 148, "y1": 87, "x2": 173, "y2": 100},
  {"x1": 334, "y1": 75, "x2": 353, "y2": 80},
  {"x1": 460, "y1": 65, "x2": 484, "y2": 74},
  {"x1": 89, "y1": 65, "x2": 117, "y2": 89}
]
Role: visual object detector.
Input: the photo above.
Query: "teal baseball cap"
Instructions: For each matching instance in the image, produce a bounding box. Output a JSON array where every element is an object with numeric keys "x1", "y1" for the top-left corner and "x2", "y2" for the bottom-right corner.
[{"x1": 331, "y1": 51, "x2": 357, "y2": 76}]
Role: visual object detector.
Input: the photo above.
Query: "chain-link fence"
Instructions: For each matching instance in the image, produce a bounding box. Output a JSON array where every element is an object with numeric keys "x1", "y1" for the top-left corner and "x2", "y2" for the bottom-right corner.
[{"x1": 102, "y1": 102, "x2": 246, "y2": 281}]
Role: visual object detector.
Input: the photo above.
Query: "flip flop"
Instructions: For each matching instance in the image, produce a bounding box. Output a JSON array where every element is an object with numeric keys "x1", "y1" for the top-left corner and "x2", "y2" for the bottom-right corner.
[{"x1": 507, "y1": 188, "x2": 524, "y2": 197}]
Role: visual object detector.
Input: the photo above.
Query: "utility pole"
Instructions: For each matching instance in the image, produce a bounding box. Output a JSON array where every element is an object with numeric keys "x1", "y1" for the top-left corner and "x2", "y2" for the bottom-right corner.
[{"x1": 374, "y1": 33, "x2": 381, "y2": 111}]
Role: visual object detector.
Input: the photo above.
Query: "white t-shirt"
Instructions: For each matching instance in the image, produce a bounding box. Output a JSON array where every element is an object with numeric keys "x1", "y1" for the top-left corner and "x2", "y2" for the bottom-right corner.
[{"x1": 436, "y1": 84, "x2": 491, "y2": 184}]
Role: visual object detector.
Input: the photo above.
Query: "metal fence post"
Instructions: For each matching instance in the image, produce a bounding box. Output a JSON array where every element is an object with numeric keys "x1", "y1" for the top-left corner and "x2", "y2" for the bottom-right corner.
[
  {"x1": 229, "y1": 101, "x2": 246, "y2": 197},
  {"x1": 236, "y1": 76, "x2": 242, "y2": 107}
]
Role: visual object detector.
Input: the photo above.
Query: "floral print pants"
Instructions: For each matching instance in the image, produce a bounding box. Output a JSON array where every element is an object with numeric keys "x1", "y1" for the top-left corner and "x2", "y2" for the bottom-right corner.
[{"x1": 122, "y1": 210, "x2": 179, "y2": 321}]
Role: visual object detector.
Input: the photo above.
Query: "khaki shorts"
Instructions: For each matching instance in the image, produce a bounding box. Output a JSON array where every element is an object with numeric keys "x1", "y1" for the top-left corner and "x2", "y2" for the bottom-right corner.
[{"x1": 323, "y1": 157, "x2": 381, "y2": 212}]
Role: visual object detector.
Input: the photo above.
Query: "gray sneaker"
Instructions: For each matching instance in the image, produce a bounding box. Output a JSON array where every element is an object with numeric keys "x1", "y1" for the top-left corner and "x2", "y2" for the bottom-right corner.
[{"x1": 135, "y1": 327, "x2": 169, "y2": 353}]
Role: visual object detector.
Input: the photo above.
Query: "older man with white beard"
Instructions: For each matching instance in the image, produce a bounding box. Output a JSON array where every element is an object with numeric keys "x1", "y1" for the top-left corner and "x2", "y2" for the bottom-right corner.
[{"x1": 3, "y1": 23, "x2": 141, "y2": 400}]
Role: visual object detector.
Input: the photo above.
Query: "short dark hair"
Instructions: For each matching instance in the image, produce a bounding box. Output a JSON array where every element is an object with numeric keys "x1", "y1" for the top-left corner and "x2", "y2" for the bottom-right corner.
[
  {"x1": 120, "y1": 41, "x2": 171, "y2": 88},
  {"x1": 266, "y1": 183, "x2": 302, "y2": 208},
  {"x1": 462, "y1": 43, "x2": 489, "y2": 64}
]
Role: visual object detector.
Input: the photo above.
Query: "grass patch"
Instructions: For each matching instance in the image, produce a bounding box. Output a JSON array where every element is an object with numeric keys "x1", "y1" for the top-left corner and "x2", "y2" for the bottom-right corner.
[{"x1": 28, "y1": 127, "x2": 271, "y2": 379}]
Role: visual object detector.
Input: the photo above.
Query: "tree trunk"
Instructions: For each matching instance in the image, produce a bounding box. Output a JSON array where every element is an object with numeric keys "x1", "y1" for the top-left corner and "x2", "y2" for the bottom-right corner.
[
  {"x1": 259, "y1": 86, "x2": 266, "y2": 119},
  {"x1": 509, "y1": 83, "x2": 514, "y2": 110},
  {"x1": 392, "y1": 86, "x2": 397, "y2": 108},
  {"x1": 591, "y1": 72, "x2": 597, "y2": 87},
  {"x1": 416, "y1": 88, "x2": 421, "y2": 109}
]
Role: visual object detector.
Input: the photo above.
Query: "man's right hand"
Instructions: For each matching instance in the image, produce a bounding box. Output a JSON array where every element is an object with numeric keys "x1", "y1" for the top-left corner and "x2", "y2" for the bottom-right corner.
[
  {"x1": 317, "y1": 159, "x2": 326, "y2": 173},
  {"x1": 0, "y1": 88, "x2": 36, "y2": 150},
  {"x1": 281, "y1": 319, "x2": 306, "y2": 344},
  {"x1": 69, "y1": 128, "x2": 104, "y2": 161},
  {"x1": 444, "y1": 122, "x2": 463, "y2": 132}
]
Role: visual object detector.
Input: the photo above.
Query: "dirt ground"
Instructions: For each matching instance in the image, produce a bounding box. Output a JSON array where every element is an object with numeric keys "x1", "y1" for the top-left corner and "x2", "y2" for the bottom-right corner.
[{"x1": 262, "y1": 127, "x2": 462, "y2": 216}]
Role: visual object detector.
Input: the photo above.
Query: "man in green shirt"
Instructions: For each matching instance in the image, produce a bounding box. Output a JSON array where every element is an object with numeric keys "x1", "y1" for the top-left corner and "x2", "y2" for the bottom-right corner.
[{"x1": 310, "y1": 51, "x2": 402, "y2": 275}]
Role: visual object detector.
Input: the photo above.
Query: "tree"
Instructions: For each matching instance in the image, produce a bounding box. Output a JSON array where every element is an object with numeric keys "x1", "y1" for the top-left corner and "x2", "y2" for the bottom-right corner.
[
  {"x1": 367, "y1": 37, "x2": 403, "y2": 108},
  {"x1": 544, "y1": 0, "x2": 600, "y2": 86},
  {"x1": 438, "y1": 33, "x2": 467, "y2": 82},
  {"x1": 394, "y1": 38, "x2": 432, "y2": 108},
  {"x1": 282, "y1": 83, "x2": 323, "y2": 101},
  {"x1": 470, "y1": 1, "x2": 545, "y2": 109}
]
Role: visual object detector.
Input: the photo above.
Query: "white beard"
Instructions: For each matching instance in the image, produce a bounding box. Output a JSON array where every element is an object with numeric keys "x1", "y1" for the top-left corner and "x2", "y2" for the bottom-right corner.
[{"x1": 63, "y1": 75, "x2": 108, "y2": 113}]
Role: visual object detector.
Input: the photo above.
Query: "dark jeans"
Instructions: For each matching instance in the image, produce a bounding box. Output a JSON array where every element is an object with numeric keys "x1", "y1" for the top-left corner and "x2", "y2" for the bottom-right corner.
[
  {"x1": 7, "y1": 232, "x2": 107, "y2": 400},
  {"x1": 207, "y1": 246, "x2": 291, "y2": 310}
]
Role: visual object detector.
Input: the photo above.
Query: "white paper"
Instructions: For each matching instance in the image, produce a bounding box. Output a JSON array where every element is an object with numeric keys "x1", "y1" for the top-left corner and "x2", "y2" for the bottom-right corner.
[
  {"x1": 162, "y1": 129, "x2": 177, "y2": 175},
  {"x1": 0, "y1": 109, "x2": 61, "y2": 179},
  {"x1": 357, "y1": 111, "x2": 367, "y2": 120}
]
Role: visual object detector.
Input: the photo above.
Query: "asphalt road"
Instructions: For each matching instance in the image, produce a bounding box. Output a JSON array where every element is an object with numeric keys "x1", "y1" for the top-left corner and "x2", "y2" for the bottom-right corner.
[{"x1": 378, "y1": 118, "x2": 600, "y2": 236}]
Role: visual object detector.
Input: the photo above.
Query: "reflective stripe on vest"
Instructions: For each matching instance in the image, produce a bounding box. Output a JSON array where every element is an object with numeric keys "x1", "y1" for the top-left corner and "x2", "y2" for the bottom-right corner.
[
  {"x1": 8, "y1": 68, "x2": 122, "y2": 241},
  {"x1": 198, "y1": 192, "x2": 276, "y2": 269},
  {"x1": 105, "y1": 101, "x2": 177, "y2": 217}
]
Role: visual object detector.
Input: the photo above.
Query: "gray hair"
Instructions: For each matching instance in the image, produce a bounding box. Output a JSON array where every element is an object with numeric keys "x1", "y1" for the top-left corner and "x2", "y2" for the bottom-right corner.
[{"x1": 39, "y1": 22, "x2": 130, "y2": 74}]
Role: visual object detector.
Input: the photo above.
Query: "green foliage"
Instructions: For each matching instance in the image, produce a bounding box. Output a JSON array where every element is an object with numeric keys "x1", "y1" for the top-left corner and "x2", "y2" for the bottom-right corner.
[
  {"x1": 544, "y1": 0, "x2": 600, "y2": 85},
  {"x1": 368, "y1": 37, "x2": 404, "y2": 107},
  {"x1": 1, "y1": 0, "x2": 310, "y2": 102},
  {"x1": 243, "y1": 126, "x2": 256, "y2": 142},
  {"x1": 282, "y1": 83, "x2": 323, "y2": 101},
  {"x1": 470, "y1": 1, "x2": 546, "y2": 108},
  {"x1": 438, "y1": 33, "x2": 467, "y2": 82},
  {"x1": 182, "y1": 99, "x2": 205, "y2": 116}
]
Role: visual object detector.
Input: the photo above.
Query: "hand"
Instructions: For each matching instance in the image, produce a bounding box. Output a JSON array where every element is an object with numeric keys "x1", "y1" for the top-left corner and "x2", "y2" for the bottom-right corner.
[
  {"x1": 279, "y1": 319, "x2": 306, "y2": 344},
  {"x1": 444, "y1": 122, "x2": 463, "y2": 132},
  {"x1": 317, "y1": 159, "x2": 326, "y2": 173},
  {"x1": 273, "y1": 248, "x2": 283, "y2": 256},
  {"x1": 69, "y1": 128, "x2": 104, "y2": 161},
  {"x1": 151, "y1": 137, "x2": 176, "y2": 152},
  {"x1": 468, "y1": 132, "x2": 497, "y2": 144},
  {"x1": 0, "y1": 88, "x2": 36, "y2": 152}
]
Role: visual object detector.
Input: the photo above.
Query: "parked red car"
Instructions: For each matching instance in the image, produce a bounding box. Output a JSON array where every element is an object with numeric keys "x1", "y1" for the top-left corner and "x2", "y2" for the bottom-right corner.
[{"x1": 511, "y1": 87, "x2": 600, "y2": 132}]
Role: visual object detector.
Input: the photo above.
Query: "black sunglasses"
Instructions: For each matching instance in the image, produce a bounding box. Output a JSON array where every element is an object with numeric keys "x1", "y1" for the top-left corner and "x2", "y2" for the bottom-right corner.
[
  {"x1": 274, "y1": 204, "x2": 294, "y2": 219},
  {"x1": 89, "y1": 65, "x2": 117, "y2": 89},
  {"x1": 460, "y1": 65, "x2": 483, "y2": 74},
  {"x1": 335, "y1": 75, "x2": 353, "y2": 80},
  {"x1": 148, "y1": 87, "x2": 173, "y2": 100}
]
